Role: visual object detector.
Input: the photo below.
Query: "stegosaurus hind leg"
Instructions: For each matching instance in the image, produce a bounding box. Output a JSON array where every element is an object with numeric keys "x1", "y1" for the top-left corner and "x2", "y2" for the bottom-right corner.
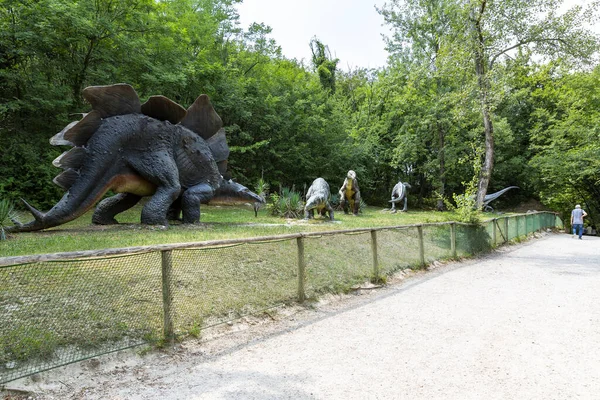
[
  {"x1": 93, "y1": 193, "x2": 142, "y2": 225},
  {"x1": 128, "y1": 153, "x2": 181, "y2": 226}
]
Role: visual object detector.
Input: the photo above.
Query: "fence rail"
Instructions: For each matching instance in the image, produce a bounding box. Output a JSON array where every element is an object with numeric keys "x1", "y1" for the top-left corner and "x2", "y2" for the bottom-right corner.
[{"x1": 1, "y1": 212, "x2": 561, "y2": 384}]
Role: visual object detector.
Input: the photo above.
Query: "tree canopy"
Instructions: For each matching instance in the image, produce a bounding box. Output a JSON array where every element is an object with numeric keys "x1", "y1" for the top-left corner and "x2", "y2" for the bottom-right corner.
[{"x1": 1, "y1": 0, "x2": 598, "y2": 226}]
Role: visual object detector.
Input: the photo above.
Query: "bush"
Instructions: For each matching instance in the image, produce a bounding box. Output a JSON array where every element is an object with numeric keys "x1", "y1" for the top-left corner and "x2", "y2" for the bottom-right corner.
[
  {"x1": 0, "y1": 199, "x2": 19, "y2": 240},
  {"x1": 268, "y1": 188, "x2": 304, "y2": 218}
]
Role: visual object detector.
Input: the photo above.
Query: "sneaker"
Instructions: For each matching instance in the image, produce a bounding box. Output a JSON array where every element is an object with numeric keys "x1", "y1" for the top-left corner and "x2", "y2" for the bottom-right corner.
[
  {"x1": 579, "y1": 237, "x2": 583, "y2": 240},
  {"x1": 573, "y1": 234, "x2": 576, "y2": 238}
]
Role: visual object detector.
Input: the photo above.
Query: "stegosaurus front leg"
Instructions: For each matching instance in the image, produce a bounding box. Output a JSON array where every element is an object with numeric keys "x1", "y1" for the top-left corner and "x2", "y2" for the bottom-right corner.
[{"x1": 181, "y1": 183, "x2": 215, "y2": 224}]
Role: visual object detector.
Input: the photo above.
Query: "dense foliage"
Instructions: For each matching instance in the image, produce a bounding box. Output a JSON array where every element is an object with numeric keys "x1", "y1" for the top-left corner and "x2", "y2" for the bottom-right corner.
[{"x1": 0, "y1": 0, "x2": 598, "y2": 227}]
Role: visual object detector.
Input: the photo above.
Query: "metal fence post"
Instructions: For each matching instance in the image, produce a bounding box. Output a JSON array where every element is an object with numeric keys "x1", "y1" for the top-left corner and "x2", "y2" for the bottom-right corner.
[
  {"x1": 417, "y1": 225, "x2": 425, "y2": 268},
  {"x1": 161, "y1": 250, "x2": 174, "y2": 343},
  {"x1": 504, "y1": 217, "x2": 509, "y2": 242},
  {"x1": 370, "y1": 229, "x2": 379, "y2": 282},
  {"x1": 297, "y1": 236, "x2": 306, "y2": 303},
  {"x1": 450, "y1": 223, "x2": 457, "y2": 258}
]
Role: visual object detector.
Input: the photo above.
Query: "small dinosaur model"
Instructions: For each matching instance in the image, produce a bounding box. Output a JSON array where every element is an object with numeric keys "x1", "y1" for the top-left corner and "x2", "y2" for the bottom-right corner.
[
  {"x1": 479, "y1": 186, "x2": 519, "y2": 212},
  {"x1": 304, "y1": 178, "x2": 334, "y2": 221},
  {"x1": 338, "y1": 170, "x2": 361, "y2": 215},
  {"x1": 389, "y1": 180, "x2": 412, "y2": 212},
  {"x1": 9, "y1": 83, "x2": 262, "y2": 232}
]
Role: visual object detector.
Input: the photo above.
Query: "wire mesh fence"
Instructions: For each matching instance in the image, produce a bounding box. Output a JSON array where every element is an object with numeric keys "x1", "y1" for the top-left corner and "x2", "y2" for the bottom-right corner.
[{"x1": 0, "y1": 212, "x2": 560, "y2": 384}]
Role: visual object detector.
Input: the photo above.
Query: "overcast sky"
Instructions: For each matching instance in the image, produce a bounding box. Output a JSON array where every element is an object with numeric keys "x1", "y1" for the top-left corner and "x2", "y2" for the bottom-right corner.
[{"x1": 235, "y1": 0, "x2": 596, "y2": 70}]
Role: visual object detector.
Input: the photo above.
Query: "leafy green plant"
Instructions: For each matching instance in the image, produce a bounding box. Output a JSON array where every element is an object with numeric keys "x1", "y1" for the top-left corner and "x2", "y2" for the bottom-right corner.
[
  {"x1": 268, "y1": 187, "x2": 304, "y2": 218},
  {"x1": 253, "y1": 177, "x2": 271, "y2": 217},
  {"x1": 0, "y1": 199, "x2": 19, "y2": 240},
  {"x1": 330, "y1": 193, "x2": 341, "y2": 209},
  {"x1": 359, "y1": 198, "x2": 367, "y2": 213},
  {"x1": 187, "y1": 320, "x2": 203, "y2": 339},
  {"x1": 442, "y1": 145, "x2": 482, "y2": 224},
  {"x1": 254, "y1": 177, "x2": 270, "y2": 200}
]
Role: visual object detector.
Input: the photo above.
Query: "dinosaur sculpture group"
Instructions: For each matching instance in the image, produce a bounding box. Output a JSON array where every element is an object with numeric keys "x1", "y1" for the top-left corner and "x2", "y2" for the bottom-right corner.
[
  {"x1": 7, "y1": 83, "x2": 521, "y2": 233},
  {"x1": 8, "y1": 84, "x2": 262, "y2": 232}
]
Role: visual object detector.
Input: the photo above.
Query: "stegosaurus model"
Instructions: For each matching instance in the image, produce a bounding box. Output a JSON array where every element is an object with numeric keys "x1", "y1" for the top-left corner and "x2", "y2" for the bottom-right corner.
[{"x1": 9, "y1": 83, "x2": 262, "y2": 232}]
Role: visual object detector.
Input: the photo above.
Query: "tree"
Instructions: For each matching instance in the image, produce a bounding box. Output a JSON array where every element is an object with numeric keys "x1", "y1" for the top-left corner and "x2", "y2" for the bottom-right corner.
[
  {"x1": 529, "y1": 65, "x2": 600, "y2": 228},
  {"x1": 310, "y1": 37, "x2": 339, "y2": 93},
  {"x1": 463, "y1": 0, "x2": 599, "y2": 208},
  {"x1": 378, "y1": 0, "x2": 469, "y2": 209},
  {"x1": 380, "y1": 0, "x2": 599, "y2": 208}
]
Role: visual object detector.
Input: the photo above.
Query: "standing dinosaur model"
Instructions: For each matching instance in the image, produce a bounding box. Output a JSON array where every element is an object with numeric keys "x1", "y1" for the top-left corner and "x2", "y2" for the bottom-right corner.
[
  {"x1": 8, "y1": 83, "x2": 262, "y2": 232},
  {"x1": 338, "y1": 170, "x2": 361, "y2": 216},
  {"x1": 304, "y1": 178, "x2": 334, "y2": 221},
  {"x1": 479, "y1": 186, "x2": 519, "y2": 212},
  {"x1": 389, "y1": 180, "x2": 412, "y2": 212}
]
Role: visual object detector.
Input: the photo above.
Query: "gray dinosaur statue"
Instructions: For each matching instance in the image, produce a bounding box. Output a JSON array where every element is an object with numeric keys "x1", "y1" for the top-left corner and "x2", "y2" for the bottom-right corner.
[
  {"x1": 480, "y1": 186, "x2": 519, "y2": 212},
  {"x1": 9, "y1": 83, "x2": 263, "y2": 232},
  {"x1": 338, "y1": 170, "x2": 361, "y2": 215},
  {"x1": 304, "y1": 178, "x2": 334, "y2": 221},
  {"x1": 389, "y1": 180, "x2": 412, "y2": 212}
]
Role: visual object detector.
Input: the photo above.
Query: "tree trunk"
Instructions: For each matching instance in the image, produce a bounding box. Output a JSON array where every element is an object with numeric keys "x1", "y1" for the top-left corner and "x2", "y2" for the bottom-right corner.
[
  {"x1": 472, "y1": 2, "x2": 494, "y2": 210},
  {"x1": 476, "y1": 98, "x2": 494, "y2": 209},
  {"x1": 436, "y1": 123, "x2": 446, "y2": 211}
]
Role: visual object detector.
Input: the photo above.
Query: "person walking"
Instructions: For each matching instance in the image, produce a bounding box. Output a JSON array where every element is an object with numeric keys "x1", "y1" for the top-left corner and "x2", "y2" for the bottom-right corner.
[{"x1": 571, "y1": 204, "x2": 588, "y2": 239}]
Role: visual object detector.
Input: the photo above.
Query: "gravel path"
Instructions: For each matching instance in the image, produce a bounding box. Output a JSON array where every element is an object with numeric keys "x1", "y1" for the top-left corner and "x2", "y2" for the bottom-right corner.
[{"x1": 7, "y1": 233, "x2": 600, "y2": 399}]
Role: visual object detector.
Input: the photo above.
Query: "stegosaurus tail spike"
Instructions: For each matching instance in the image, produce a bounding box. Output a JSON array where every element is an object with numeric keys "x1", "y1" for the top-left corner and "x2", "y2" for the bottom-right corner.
[{"x1": 21, "y1": 198, "x2": 44, "y2": 222}]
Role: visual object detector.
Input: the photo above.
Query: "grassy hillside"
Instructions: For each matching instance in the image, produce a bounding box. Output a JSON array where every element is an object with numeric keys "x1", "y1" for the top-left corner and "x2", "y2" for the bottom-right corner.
[{"x1": 1, "y1": 205, "x2": 463, "y2": 257}]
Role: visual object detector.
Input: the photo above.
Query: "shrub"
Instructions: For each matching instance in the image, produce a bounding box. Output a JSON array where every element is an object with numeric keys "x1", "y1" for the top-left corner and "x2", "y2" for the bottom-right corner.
[
  {"x1": 0, "y1": 199, "x2": 19, "y2": 240},
  {"x1": 268, "y1": 188, "x2": 304, "y2": 218}
]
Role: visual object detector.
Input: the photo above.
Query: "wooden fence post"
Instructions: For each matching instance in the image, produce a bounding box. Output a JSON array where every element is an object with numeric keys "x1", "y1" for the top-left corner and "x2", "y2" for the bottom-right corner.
[
  {"x1": 161, "y1": 250, "x2": 174, "y2": 343},
  {"x1": 417, "y1": 225, "x2": 425, "y2": 268},
  {"x1": 371, "y1": 230, "x2": 379, "y2": 283},
  {"x1": 504, "y1": 217, "x2": 509, "y2": 242},
  {"x1": 450, "y1": 223, "x2": 457, "y2": 259},
  {"x1": 297, "y1": 236, "x2": 306, "y2": 303},
  {"x1": 492, "y1": 218, "x2": 497, "y2": 246}
]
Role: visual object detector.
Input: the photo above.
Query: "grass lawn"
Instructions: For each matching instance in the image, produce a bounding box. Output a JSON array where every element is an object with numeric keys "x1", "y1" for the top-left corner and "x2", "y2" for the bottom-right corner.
[{"x1": 1, "y1": 204, "x2": 465, "y2": 257}]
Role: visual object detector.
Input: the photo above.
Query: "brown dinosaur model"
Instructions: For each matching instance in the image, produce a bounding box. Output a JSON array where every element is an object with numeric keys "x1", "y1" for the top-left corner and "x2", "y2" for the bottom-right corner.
[{"x1": 338, "y1": 170, "x2": 361, "y2": 215}]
